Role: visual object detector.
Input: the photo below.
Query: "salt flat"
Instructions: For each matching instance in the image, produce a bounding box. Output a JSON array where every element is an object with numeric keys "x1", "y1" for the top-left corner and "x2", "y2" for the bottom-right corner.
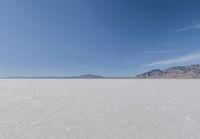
[{"x1": 0, "y1": 79, "x2": 200, "y2": 139}]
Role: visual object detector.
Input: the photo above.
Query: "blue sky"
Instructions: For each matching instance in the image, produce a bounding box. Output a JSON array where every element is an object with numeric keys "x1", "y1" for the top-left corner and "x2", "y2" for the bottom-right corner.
[{"x1": 0, "y1": 0, "x2": 200, "y2": 76}]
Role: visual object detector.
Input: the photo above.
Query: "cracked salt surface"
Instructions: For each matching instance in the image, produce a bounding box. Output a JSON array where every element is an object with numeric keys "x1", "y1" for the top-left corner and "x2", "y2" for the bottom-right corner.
[{"x1": 0, "y1": 79, "x2": 200, "y2": 139}]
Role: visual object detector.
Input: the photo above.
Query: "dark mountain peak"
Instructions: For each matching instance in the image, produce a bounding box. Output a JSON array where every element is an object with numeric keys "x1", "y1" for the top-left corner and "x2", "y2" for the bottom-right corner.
[
  {"x1": 144, "y1": 69, "x2": 162, "y2": 75},
  {"x1": 150, "y1": 69, "x2": 162, "y2": 73},
  {"x1": 135, "y1": 69, "x2": 162, "y2": 78}
]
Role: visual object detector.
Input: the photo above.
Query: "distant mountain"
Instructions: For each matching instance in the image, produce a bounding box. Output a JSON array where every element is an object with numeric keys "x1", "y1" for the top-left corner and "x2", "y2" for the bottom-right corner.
[
  {"x1": 135, "y1": 64, "x2": 200, "y2": 79},
  {"x1": 77, "y1": 74, "x2": 104, "y2": 79},
  {"x1": 1, "y1": 74, "x2": 105, "y2": 79}
]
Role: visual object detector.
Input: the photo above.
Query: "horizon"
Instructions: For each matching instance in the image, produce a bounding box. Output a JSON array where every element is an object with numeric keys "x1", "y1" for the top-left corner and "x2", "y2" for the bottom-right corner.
[
  {"x1": 0, "y1": 63, "x2": 199, "y2": 78},
  {"x1": 1, "y1": 0, "x2": 200, "y2": 76}
]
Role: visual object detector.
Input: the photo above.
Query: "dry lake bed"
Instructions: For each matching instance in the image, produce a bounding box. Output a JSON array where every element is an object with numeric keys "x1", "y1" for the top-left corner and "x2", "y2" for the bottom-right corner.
[{"x1": 0, "y1": 79, "x2": 200, "y2": 139}]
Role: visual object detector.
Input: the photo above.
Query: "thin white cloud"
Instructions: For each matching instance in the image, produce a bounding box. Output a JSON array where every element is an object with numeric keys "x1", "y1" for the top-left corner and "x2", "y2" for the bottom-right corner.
[
  {"x1": 175, "y1": 22, "x2": 200, "y2": 33},
  {"x1": 145, "y1": 52, "x2": 200, "y2": 67}
]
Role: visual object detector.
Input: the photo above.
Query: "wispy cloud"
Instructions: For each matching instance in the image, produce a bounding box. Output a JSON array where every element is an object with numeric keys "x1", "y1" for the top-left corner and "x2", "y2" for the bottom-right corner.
[
  {"x1": 145, "y1": 52, "x2": 200, "y2": 67},
  {"x1": 175, "y1": 21, "x2": 200, "y2": 33}
]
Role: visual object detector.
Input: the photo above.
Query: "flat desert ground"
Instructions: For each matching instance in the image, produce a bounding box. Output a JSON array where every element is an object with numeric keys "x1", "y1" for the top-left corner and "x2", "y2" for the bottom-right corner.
[{"x1": 0, "y1": 79, "x2": 200, "y2": 139}]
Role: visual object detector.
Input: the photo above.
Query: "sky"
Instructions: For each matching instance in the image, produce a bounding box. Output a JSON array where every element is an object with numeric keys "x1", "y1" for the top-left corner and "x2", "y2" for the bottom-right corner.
[{"x1": 0, "y1": 0, "x2": 200, "y2": 76}]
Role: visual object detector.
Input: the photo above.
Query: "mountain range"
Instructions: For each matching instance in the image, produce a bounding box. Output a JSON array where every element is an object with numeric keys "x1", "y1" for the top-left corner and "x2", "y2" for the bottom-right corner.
[{"x1": 135, "y1": 64, "x2": 200, "y2": 79}]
